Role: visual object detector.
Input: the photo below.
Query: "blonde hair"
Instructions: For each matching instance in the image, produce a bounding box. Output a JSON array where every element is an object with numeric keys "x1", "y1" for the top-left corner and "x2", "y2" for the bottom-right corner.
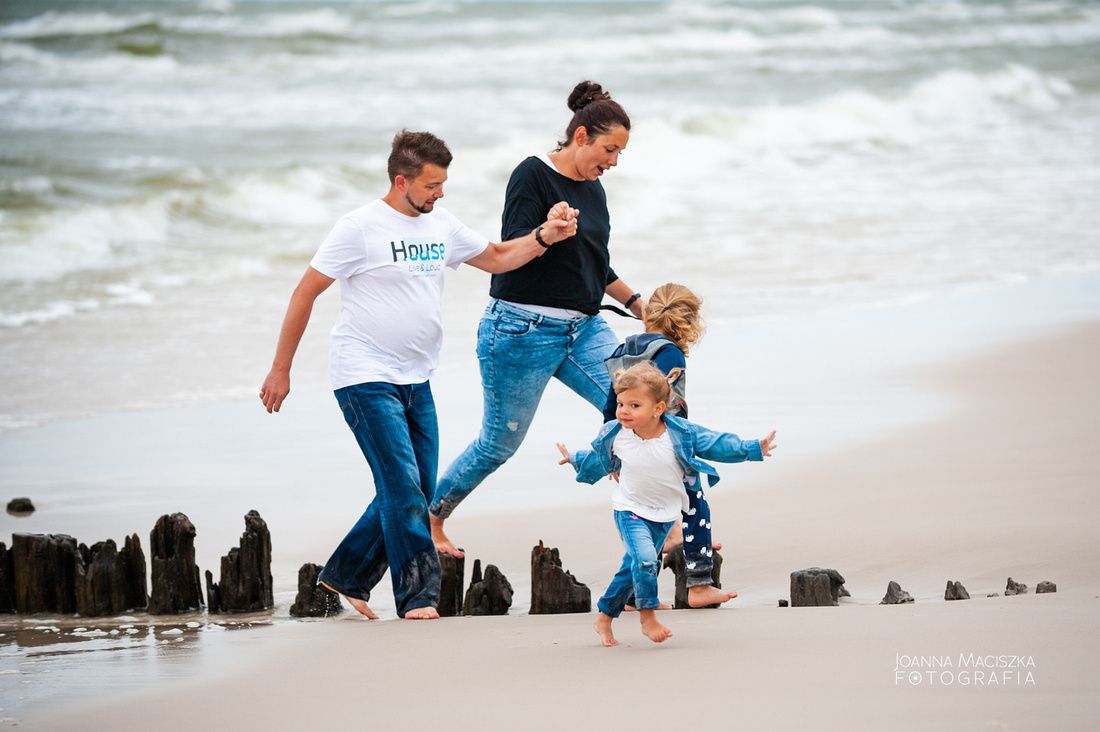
[
  {"x1": 644, "y1": 283, "x2": 705, "y2": 355},
  {"x1": 613, "y1": 362, "x2": 683, "y2": 407}
]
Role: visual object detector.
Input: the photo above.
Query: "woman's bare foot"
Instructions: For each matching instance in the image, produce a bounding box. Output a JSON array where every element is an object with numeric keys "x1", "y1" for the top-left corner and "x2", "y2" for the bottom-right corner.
[
  {"x1": 687, "y1": 585, "x2": 738, "y2": 608},
  {"x1": 404, "y1": 606, "x2": 440, "y2": 620},
  {"x1": 593, "y1": 613, "x2": 618, "y2": 647},
  {"x1": 319, "y1": 581, "x2": 378, "y2": 619},
  {"x1": 638, "y1": 609, "x2": 673, "y2": 643},
  {"x1": 430, "y1": 514, "x2": 464, "y2": 557}
]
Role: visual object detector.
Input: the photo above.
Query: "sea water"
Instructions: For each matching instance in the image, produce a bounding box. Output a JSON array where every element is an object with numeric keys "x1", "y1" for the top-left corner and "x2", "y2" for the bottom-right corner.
[{"x1": 2, "y1": 0, "x2": 1099, "y2": 431}]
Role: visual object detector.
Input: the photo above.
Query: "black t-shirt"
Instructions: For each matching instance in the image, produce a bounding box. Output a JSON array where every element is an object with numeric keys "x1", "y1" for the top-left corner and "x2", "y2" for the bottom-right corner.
[{"x1": 489, "y1": 156, "x2": 619, "y2": 315}]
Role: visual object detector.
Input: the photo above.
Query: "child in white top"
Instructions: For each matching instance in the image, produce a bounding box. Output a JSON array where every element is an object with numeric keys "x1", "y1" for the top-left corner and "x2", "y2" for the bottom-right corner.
[{"x1": 558, "y1": 362, "x2": 776, "y2": 646}]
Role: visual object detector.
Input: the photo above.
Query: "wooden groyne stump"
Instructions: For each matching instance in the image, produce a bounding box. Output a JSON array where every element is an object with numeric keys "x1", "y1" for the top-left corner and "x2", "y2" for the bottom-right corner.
[
  {"x1": 206, "y1": 510, "x2": 273, "y2": 614},
  {"x1": 75, "y1": 535, "x2": 147, "y2": 616},
  {"x1": 290, "y1": 563, "x2": 342, "y2": 618},
  {"x1": 11, "y1": 533, "x2": 79, "y2": 614},
  {"x1": 148, "y1": 513, "x2": 203, "y2": 614},
  {"x1": 463, "y1": 559, "x2": 512, "y2": 616},
  {"x1": 530, "y1": 541, "x2": 590, "y2": 615},
  {"x1": 880, "y1": 580, "x2": 914, "y2": 605},
  {"x1": 437, "y1": 553, "x2": 465, "y2": 617},
  {"x1": 791, "y1": 567, "x2": 847, "y2": 607}
]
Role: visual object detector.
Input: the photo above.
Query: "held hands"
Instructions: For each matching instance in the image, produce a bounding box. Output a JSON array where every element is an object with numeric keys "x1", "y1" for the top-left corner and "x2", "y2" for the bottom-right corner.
[
  {"x1": 556, "y1": 443, "x2": 571, "y2": 465},
  {"x1": 760, "y1": 430, "x2": 778, "y2": 457},
  {"x1": 540, "y1": 201, "x2": 580, "y2": 246}
]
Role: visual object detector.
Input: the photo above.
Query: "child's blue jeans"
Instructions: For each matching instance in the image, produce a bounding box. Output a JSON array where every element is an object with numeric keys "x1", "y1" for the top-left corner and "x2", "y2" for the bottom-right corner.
[{"x1": 598, "y1": 510, "x2": 674, "y2": 617}]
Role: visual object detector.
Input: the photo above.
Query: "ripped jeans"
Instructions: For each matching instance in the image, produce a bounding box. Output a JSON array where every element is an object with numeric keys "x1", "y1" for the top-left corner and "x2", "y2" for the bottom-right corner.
[
  {"x1": 430, "y1": 299, "x2": 618, "y2": 519},
  {"x1": 598, "y1": 510, "x2": 674, "y2": 617}
]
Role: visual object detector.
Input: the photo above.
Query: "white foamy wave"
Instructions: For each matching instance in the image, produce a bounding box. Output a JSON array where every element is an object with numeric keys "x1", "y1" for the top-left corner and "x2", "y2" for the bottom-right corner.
[
  {"x1": 0, "y1": 299, "x2": 100, "y2": 328},
  {"x1": 168, "y1": 8, "x2": 356, "y2": 39},
  {"x1": 0, "y1": 200, "x2": 170, "y2": 283},
  {"x1": 199, "y1": 167, "x2": 367, "y2": 228},
  {"x1": 680, "y1": 65, "x2": 1074, "y2": 152},
  {"x1": 0, "y1": 11, "x2": 158, "y2": 40}
]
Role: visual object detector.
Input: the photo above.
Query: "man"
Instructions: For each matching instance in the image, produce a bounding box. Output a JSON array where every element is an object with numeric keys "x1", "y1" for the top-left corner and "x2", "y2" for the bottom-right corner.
[{"x1": 259, "y1": 130, "x2": 577, "y2": 619}]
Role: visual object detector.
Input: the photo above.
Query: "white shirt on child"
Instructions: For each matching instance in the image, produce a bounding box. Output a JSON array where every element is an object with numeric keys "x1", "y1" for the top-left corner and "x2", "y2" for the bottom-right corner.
[{"x1": 610, "y1": 428, "x2": 688, "y2": 523}]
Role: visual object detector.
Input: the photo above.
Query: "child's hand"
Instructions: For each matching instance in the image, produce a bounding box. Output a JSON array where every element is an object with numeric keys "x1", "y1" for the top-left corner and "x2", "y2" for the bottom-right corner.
[
  {"x1": 556, "y1": 443, "x2": 571, "y2": 465},
  {"x1": 761, "y1": 431, "x2": 778, "y2": 457}
]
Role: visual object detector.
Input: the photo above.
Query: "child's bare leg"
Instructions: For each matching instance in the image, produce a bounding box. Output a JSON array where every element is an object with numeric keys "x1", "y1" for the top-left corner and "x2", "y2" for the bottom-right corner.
[
  {"x1": 593, "y1": 612, "x2": 618, "y2": 647},
  {"x1": 638, "y1": 609, "x2": 673, "y2": 643},
  {"x1": 688, "y1": 585, "x2": 738, "y2": 607},
  {"x1": 319, "y1": 581, "x2": 378, "y2": 619},
  {"x1": 404, "y1": 606, "x2": 440, "y2": 620},
  {"x1": 430, "y1": 514, "x2": 464, "y2": 558},
  {"x1": 662, "y1": 522, "x2": 684, "y2": 553}
]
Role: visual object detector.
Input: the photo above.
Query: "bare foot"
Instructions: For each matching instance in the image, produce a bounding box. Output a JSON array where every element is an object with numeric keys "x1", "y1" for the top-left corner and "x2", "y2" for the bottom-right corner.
[
  {"x1": 639, "y1": 609, "x2": 673, "y2": 643},
  {"x1": 688, "y1": 585, "x2": 738, "y2": 608},
  {"x1": 624, "y1": 601, "x2": 672, "y2": 612},
  {"x1": 430, "y1": 514, "x2": 464, "y2": 557},
  {"x1": 320, "y1": 581, "x2": 378, "y2": 619},
  {"x1": 662, "y1": 522, "x2": 684, "y2": 553},
  {"x1": 593, "y1": 613, "x2": 618, "y2": 647},
  {"x1": 404, "y1": 606, "x2": 440, "y2": 620}
]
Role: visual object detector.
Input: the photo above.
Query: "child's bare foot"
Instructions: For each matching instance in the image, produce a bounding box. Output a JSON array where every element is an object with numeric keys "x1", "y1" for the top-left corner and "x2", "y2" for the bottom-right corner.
[
  {"x1": 639, "y1": 609, "x2": 673, "y2": 643},
  {"x1": 319, "y1": 581, "x2": 378, "y2": 619},
  {"x1": 593, "y1": 613, "x2": 618, "y2": 647},
  {"x1": 430, "y1": 514, "x2": 464, "y2": 557},
  {"x1": 404, "y1": 606, "x2": 440, "y2": 620},
  {"x1": 688, "y1": 585, "x2": 738, "y2": 608},
  {"x1": 624, "y1": 601, "x2": 672, "y2": 612}
]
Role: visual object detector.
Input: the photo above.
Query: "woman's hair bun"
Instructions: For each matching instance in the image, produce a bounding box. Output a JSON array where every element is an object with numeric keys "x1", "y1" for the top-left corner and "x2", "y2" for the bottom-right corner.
[{"x1": 567, "y1": 80, "x2": 612, "y2": 112}]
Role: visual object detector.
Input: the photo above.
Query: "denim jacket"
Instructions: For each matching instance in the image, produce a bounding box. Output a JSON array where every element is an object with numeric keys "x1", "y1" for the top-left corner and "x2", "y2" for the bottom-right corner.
[{"x1": 568, "y1": 414, "x2": 763, "y2": 489}]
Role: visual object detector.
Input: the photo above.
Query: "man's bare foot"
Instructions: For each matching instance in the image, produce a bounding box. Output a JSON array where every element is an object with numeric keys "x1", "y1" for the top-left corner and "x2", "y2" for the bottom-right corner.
[
  {"x1": 404, "y1": 606, "x2": 440, "y2": 620},
  {"x1": 319, "y1": 581, "x2": 378, "y2": 619},
  {"x1": 687, "y1": 585, "x2": 738, "y2": 608},
  {"x1": 430, "y1": 514, "x2": 464, "y2": 557},
  {"x1": 593, "y1": 612, "x2": 618, "y2": 647},
  {"x1": 639, "y1": 609, "x2": 673, "y2": 643}
]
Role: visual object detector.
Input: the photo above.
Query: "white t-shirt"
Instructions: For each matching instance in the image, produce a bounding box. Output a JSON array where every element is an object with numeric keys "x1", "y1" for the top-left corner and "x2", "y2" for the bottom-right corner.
[
  {"x1": 610, "y1": 428, "x2": 688, "y2": 523},
  {"x1": 310, "y1": 199, "x2": 489, "y2": 389}
]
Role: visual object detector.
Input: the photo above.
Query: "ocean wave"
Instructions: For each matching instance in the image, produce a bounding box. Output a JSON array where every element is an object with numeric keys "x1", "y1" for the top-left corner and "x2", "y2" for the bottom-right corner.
[
  {"x1": 0, "y1": 10, "x2": 161, "y2": 40},
  {"x1": 0, "y1": 199, "x2": 170, "y2": 283},
  {"x1": 678, "y1": 64, "x2": 1075, "y2": 151}
]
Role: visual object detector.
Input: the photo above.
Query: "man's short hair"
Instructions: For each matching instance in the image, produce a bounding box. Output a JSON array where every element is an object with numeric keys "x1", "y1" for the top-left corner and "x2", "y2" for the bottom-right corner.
[{"x1": 388, "y1": 130, "x2": 452, "y2": 184}]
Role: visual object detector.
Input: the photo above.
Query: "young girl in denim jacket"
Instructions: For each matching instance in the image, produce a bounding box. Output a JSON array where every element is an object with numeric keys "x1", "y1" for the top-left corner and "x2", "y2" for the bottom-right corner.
[
  {"x1": 557, "y1": 362, "x2": 776, "y2": 646},
  {"x1": 602, "y1": 283, "x2": 736, "y2": 608}
]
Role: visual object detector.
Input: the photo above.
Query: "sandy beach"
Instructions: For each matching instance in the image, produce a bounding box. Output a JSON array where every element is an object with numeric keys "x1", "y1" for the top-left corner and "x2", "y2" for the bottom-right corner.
[{"x1": 3, "y1": 280, "x2": 1097, "y2": 731}]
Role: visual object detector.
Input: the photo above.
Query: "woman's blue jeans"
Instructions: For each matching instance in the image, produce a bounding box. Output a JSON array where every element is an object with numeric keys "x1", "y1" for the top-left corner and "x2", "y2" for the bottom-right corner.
[
  {"x1": 430, "y1": 299, "x2": 619, "y2": 519},
  {"x1": 318, "y1": 381, "x2": 441, "y2": 616},
  {"x1": 598, "y1": 510, "x2": 674, "y2": 617}
]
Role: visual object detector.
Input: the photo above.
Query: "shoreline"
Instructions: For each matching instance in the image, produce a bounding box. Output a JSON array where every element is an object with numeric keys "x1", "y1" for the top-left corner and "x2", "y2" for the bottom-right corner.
[{"x1": 6, "y1": 309, "x2": 1099, "y2": 729}]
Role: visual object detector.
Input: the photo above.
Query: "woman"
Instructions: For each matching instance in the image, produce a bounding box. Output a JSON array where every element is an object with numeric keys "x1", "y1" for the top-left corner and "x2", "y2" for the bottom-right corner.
[{"x1": 430, "y1": 81, "x2": 644, "y2": 555}]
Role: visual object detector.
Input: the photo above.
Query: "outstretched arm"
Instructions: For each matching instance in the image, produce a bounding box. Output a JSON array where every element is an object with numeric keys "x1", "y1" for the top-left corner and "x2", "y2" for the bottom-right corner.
[
  {"x1": 260, "y1": 266, "x2": 334, "y2": 413},
  {"x1": 466, "y1": 203, "x2": 579, "y2": 274}
]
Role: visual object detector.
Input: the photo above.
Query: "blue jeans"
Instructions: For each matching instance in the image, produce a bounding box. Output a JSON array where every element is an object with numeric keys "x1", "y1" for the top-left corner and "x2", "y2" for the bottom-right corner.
[
  {"x1": 430, "y1": 299, "x2": 619, "y2": 518},
  {"x1": 598, "y1": 510, "x2": 674, "y2": 617},
  {"x1": 318, "y1": 381, "x2": 441, "y2": 616}
]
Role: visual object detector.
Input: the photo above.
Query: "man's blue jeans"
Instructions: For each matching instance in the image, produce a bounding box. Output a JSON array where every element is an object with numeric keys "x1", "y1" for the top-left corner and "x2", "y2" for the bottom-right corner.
[
  {"x1": 598, "y1": 510, "x2": 674, "y2": 618},
  {"x1": 318, "y1": 381, "x2": 441, "y2": 616},
  {"x1": 430, "y1": 299, "x2": 619, "y2": 519}
]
